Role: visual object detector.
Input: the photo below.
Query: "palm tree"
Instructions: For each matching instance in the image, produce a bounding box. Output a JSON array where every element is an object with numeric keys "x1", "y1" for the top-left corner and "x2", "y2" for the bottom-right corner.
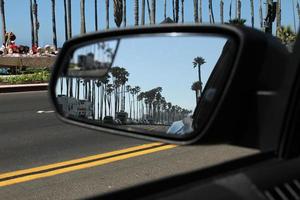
[
  {"x1": 164, "y1": 0, "x2": 167, "y2": 20},
  {"x1": 237, "y1": 0, "x2": 241, "y2": 20},
  {"x1": 123, "y1": 0, "x2": 126, "y2": 27},
  {"x1": 146, "y1": 0, "x2": 151, "y2": 23},
  {"x1": 63, "y1": 0, "x2": 68, "y2": 40},
  {"x1": 277, "y1": 26, "x2": 297, "y2": 45},
  {"x1": 141, "y1": 0, "x2": 145, "y2": 25},
  {"x1": 67, "y1": 0, "x2": 72, "y2": 39},
  {"x1": 193, "y1": 57, "x2": 206, "y2": 95},
  {"x1": 193, "y1": 0, "x2": 199, "y2": 23},
  {"x1": 297, "y1": 1, "x2": 300, "y2": 22},
  {"x1": 151, "y1": 0, "x2": 156, "y2": 24},
  {"x1": 199, "y1": 0, "x2": 202, "y2": 23},
  {"x1": 229, "y1": 0, "x2": 232, "y2": 21},
  {"x1": 191, "y1": 81, "x2": 201, "y2": 103},
  {"x1": 134, "y1": 86, "x2": 141, "y2": 119},
  {"x1": 208, "y1": 0, "x2": 215, "y2": 24},
  {"x1": 80, "y1": 0, "x2": 86, "y2": 34},
  {"x1": 101, "y1": 74, "x2": 110, "y2": 117},
  {"x1": 0, "y1": 0, "x2": 6, "y2": 44},
  {"x1": 172, "y1": 0, "x2": 175, "y2": 20},
  {"x1": 181, "y1": 0, "x2": 184, "y2": 23},
  {"x1": 259, "y1": 0, "x2": 263, "y2": 30},
  {"x1": 293, "y1": 0, "x2": 297, "y2": 33},
  {"x1": 250, "y1": 0, "x2": 254, "y2": 28},
  {"x1": 106, "y1": 84, "x2": 114, "y2": 116},
  {"x1": 33, "y1": 0, "x2": 39, "y2": 46},
  {"x1": 51, "y1": 0, "x2": 57, "y2": 49},
  {"x1": 95, "y1": 0, "x2": 98, "y2": 31},
  {"x1": 30, "y1": 0, "x2": 35, "y2": 46},
  {"x1": 220, "y1": 0, "x2": 224, "y2": 24},
  {"x1": 126, "y1": 85, "x2": 132, "y2": 118},
  {"x1": 106, "y1": 0, "x2": 109, "y2": 29},
  {"x1": 228, "y1": 18, "x2": 246, "y2": 25},
  {"x1": 134, "y1": 0, "x2": 139, "y2": 26},
  {"x1": 114, "y1": 0, "x2": 123, "y2": 27},
  {"x1": 118, "y1": 68, "x2": 129, "y2": 111},
  {"x1": 174, "y1": 0, "x2": 179, "y2": 23}
]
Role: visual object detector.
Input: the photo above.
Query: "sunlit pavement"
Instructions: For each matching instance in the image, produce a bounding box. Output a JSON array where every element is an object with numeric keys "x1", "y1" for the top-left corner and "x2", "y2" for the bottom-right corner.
[{"x1": 0, "y1": 91, "x2": 258, "y2": 199}]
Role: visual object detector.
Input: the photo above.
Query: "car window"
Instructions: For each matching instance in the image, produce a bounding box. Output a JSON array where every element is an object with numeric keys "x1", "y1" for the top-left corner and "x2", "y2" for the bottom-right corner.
[{"x1": 0, "y1": 1, "x2": 298, "y2": 199}]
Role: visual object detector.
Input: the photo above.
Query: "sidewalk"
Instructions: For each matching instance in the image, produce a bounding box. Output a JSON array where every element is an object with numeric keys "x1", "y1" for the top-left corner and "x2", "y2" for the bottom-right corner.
[{"x1": 0, "y1": 83, "x2": 48, "y2": 93}]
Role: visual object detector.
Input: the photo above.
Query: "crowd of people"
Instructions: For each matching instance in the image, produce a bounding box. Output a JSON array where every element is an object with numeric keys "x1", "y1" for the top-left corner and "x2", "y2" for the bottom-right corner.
[{"x1": 0, "y1": 32, "x2": 59, "y2": 57}]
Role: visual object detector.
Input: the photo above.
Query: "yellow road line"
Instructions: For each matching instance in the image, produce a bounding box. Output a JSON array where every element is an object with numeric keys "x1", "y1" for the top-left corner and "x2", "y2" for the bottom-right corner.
[
  {"x1": 0, "y1": 143, "x2": 177, "y2": 187},
  {"x1": 0, "y1": 142, "x2": 162, "y2": 180}
]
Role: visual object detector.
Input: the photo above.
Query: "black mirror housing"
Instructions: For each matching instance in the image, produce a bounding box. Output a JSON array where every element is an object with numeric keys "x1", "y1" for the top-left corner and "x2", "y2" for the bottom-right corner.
[{"x1": 49, "y1": 25, "x2": 289, "y2": 151}]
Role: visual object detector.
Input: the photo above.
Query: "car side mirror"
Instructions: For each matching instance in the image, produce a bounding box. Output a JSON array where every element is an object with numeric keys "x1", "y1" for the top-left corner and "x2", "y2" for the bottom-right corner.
[{"x1": 49, "y1": 25, "x2": 289, "y2": 150}]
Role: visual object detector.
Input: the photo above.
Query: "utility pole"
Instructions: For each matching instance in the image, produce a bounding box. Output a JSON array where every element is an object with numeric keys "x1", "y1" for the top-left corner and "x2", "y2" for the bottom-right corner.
[{"x1": 264, "y1": 0, "x2": 276, "y2": 34}]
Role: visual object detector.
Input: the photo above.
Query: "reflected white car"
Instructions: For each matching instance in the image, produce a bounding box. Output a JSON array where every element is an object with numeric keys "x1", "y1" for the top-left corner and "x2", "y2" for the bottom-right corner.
[{"x1": 167, "y1": 114, "x2": 193, "y2": 135}]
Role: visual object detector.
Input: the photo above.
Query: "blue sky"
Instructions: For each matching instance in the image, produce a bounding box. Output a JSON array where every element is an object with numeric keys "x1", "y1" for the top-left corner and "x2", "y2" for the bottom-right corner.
[
  {"x1": 3, "y1": 0, "x2": 300, "y2": 47},
  {"x1": 113, "y1": 35, "x2": 227, "y2": 111}
]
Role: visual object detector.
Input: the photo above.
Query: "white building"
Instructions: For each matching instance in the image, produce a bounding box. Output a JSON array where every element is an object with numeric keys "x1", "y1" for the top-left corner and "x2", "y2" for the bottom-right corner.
[{"x1": 57, "y1": 95, "x2": 93, "y2": 119}]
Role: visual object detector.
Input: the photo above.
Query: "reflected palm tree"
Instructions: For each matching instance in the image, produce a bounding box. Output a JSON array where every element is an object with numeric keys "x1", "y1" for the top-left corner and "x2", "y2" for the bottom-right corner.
[
  {"x1": 126, "y1": 85, "x2": 132, "y2": 118},
  {"x1": 193, "y1": 56, "x2": 206, "y2": 96},
  {"x1": 191, "y1": 81, "x2": 201, "y2": 103},
  {"x1": 106, "y1": 84, "x2": 114, "y2": 116}
]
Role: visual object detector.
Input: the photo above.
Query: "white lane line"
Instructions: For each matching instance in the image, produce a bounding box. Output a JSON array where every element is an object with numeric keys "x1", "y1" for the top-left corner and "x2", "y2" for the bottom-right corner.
[{"x1": 37, "y1": 110, "x2": 55, "y2": 114}]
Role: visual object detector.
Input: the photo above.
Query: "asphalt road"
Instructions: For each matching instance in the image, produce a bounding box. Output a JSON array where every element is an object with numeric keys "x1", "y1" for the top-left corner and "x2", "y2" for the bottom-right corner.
[{"x1": 0, "y1": 91, "x2": 259, "y2": 200}]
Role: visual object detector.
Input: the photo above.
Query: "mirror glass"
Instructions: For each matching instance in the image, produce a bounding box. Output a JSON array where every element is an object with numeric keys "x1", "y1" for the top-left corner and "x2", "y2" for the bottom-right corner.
[{"x1": 55, "y1": 34, "x2": 230, "y2": 139}]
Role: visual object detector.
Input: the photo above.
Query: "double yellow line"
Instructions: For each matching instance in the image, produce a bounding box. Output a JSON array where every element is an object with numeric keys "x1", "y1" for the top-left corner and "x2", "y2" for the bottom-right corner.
[{"x1": 0, "y1": 142, "x2": 176, "y2": 187}]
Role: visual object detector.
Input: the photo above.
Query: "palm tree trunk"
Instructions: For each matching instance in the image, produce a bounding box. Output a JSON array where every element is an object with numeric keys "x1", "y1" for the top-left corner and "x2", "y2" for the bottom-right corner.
[
  {"x1": 146, "y1": 0, "x2": 151, "y2": 23},
  {"x1": 33, "y1": 0, "x2": 39, "y2": 46},
  {"x1": 100, "y1": 85, "x2": 104, "y2": 120},
  {"x1": 123, "y1": 0, "x2": 126, "y2": 27},
  {"x1": 193, "y1": 0, "x2": 199, "y2": 23},
  {"x1": 237, "y1": 0, "x2": 241, "y2": 20},
  {"x1": 250, "y1": 0, "x2": 254, "y2": 28},
  {"x1": 164, "y1": 0, "x2": 167, "y2": 20},
  {"x1": 0, "y1": 0, "x2": 6, "y2": 44},
  {"x1": 141, "y1": 0, "x2": 145, "y2": 25},
  {"x1": 181, "y1": 0, "x2": 184, "y2": 23},
  {"x1": 51, "y1": 0, "x2": 57, "y2": 49},
  {"x1": 229, "y1": 0, "x2": 232, "y2": 21},
  {"x1": 297, "y1": 1, "x2": 300, "y2": 22},
  {"x1": 259, "y1": 0, "x2": 263, "y2": 30},
  {"x1": 106, "y1": 0, "x2": 109, "y2": 29},
  {"x1": 220, "y1": 0, "x2": 224, "y2": 24},
  {"x1": 95, "y1": 0, "x2": 98, "y2": 31},
  {"x1": 151, "y1": 0, "x2": 156, "y2": 24},
  {"x1": 134, "y1": 0, "x2": 139, "y2": 26},
  {"x1": 198, "y1": 65, "x2": 202, "y2": 95},
  {"x1": 67, "y1": 0, "x2": 72, "y2": 39},
  {"x1": 175, "y1": 0, "x2": 179, "y2": 23},
  {"x1": 199, "y1": 0, "x2": 202, "y2": 23},
  {"x1": 208, "y1": 0, "x2": 215, "y2": 24},
  {"x1": 235, "y1": 0, "x2": 238, "y2": 19},
  {"x1": 80, "y1": 0, "x2": 86, "y2": 34},
  {"x1": 292, "y1": 0, "x2": 297, "y2": 33},
  {"x1": 113, "y1": 0, "x2": 123, "y2": 27},
  {"x1": 172, "y1": 0, "x2": 175, "y2": 21},
  {"x1": 63, "y1": 0, "x2": 68, "y2": 40}
]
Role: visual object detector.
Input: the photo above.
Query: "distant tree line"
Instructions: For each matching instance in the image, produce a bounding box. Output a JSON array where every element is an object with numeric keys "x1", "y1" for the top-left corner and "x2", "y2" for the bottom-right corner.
[{"x1": 0, "y1": 0, "x2": 299, "y2": 48}]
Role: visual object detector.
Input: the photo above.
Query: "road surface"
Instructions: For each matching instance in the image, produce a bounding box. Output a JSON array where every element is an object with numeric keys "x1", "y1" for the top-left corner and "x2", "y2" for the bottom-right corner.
[{"x1": 0, "y1": 91, "x2": 258, "y2": 199}]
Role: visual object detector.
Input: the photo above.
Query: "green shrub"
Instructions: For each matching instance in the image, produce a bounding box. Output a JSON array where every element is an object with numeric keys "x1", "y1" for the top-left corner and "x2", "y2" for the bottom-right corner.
[{"x1": 0, "y1": 71, "x2": 50, "y2": 84}]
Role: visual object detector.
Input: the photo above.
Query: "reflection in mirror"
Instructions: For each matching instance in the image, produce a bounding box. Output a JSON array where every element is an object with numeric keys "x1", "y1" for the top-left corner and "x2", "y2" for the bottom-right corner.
[
  {"x1": 55, "y1": 35, "x2": 229, "y2": 138},
  {"x1": 68, "y1": 40, "x2": 119, "y2": 77}
]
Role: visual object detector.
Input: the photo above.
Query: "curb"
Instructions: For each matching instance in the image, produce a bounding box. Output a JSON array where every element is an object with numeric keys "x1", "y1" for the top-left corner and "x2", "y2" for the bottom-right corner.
[{"x1": 0, "y1": 83, "x2": 48, "y2": 93}]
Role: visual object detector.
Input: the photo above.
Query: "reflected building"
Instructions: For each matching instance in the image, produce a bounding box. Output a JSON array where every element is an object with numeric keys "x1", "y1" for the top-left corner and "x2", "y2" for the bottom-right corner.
[
  {"x1": 57, "y1": 95, "x2": 93, "y2": 119},
  {"x1": 78, "y1": 53, "x2": 110, "y2": 70}
]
